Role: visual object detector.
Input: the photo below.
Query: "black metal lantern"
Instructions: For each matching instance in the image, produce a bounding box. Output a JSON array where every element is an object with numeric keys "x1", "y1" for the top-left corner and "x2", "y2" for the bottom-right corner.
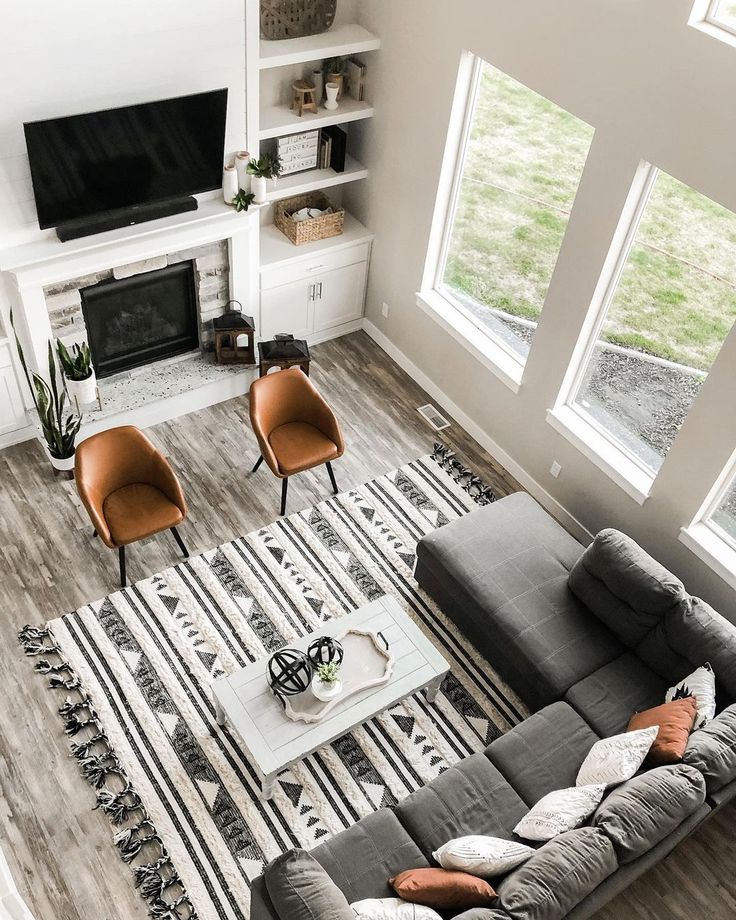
[
  {"x1": 267, "y1": 648, "x2": 313, "y2": 698},
  {"x1": 307, "y1": 635, "x2": 344, "y2": 669}
]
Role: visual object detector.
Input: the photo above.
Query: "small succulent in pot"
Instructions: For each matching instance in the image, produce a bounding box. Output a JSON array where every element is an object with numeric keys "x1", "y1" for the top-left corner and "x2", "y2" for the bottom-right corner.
[
  {"x1": 232, "y1": 189, "x2": 256, "y2": 213},
  {"x1": 247, "y1": 153, "x2": 283, "y2": 204},
  {"x1": 324, "y1": 56, "x2": 347, "y2": 100},
  {"x1": 312, "y1": 660, "x2": 343, "y2": 702},
  {"x1": 316, "y1": 661, "x2": 341, "y2": 687}
]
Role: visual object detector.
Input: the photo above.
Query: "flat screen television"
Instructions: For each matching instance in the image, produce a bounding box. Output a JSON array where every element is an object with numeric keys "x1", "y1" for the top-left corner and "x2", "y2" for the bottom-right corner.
[{"x1": 24, "y1": 88, "x2": 228, "y2": 230}]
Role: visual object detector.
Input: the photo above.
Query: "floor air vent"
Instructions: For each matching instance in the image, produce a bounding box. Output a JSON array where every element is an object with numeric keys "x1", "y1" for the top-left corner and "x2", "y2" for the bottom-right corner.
[{"x1": 417, "y1": 404, "x2": 450, "y2": 431}]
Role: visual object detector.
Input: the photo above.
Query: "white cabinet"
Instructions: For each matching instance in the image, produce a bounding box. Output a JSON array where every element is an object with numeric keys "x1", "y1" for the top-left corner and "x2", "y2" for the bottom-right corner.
[
  {"x1": 260, "y1": 239, "x2": 370, "y2": 343},
  {"x1": 0, "y1": 340, "x2": 27, "y2": 437}
]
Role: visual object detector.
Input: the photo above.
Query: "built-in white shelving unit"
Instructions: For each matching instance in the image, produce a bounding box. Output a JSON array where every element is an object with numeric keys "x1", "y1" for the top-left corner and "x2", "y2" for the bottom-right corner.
[
  {"x1": 259, "y1": 98, "x2": 375, "y2": 140},
  {"x1": 259, "y1": 24, "x2": 380, "y2": 70},
  {"x1": 265, "y1": 155, "x2": 368, "y2": 202},
  {"x1": 260, "y1": 212, "x2": 374, "y2": 269}
]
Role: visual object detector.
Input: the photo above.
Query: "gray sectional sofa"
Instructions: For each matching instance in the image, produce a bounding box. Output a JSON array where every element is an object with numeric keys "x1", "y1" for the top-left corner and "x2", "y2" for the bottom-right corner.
[{"x1": 251, "y1": 492, "x2": 736, "y2": 920}]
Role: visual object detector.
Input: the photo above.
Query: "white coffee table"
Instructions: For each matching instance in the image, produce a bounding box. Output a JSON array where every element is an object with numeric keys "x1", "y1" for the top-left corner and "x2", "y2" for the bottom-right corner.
[{"x1": 212, "y1": 595, "x2": 449, "y2": 799}]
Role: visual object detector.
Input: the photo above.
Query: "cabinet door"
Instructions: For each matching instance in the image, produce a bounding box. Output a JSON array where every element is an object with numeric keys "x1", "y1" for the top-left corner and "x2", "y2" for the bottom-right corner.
[
  {"x1": 0, "y1": 342, "x2": 26, "y2": 436},
  {"x1": 260, "y1": 279, "x2": 314, "y2": 341},
  {"x1": 313, "y1": 261, "x2": 367, "y2": 334}
]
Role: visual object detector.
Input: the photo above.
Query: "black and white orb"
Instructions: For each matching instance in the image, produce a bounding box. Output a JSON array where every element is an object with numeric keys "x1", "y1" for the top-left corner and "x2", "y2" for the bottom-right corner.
[
  {"x1": 307, "y1": 635, "x2": 344, "y2": 669},
  {"x1": 267, "y1": 648, "x2": 313, "y2": 696}
]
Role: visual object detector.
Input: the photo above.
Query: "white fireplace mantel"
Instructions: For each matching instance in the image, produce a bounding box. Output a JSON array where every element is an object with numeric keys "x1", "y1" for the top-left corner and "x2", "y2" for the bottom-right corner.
[{"x1": 0, "y1": 199, "x2": 260, "y2": 374}]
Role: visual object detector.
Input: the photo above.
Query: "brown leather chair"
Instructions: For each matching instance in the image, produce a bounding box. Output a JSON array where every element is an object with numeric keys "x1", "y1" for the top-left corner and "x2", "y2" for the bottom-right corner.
[
  {"x1": 249, "y1": 367, "x2": 344, "y2": 515},
  {"x1": 75, "y1": 425, "x2": 189, "y2": 587}
]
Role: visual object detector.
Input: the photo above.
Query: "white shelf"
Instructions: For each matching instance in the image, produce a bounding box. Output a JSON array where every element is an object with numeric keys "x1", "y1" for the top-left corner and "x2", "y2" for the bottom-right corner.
[
  {"x1": 259, "y1": 24, "x2": 380, "y2": 70},
  {"x1": 259, "y1": 98, "x2": 374, "y2": 140},
  {"x1": 266, "y1": 156, "x2": 368, "y2": 201},
  {"x1": 260, "y1": 212, "x2": 373, "y2": 269}
]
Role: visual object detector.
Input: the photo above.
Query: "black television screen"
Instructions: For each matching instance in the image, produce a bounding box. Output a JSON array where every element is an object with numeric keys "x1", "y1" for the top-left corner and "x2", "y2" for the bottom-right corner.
[{"x1": 24, "y1": 89, "x2": 228, "y2": 229}]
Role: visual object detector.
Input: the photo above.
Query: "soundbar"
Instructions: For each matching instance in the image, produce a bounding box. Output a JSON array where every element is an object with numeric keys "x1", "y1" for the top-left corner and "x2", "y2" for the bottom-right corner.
[{"x1": 55, "y1": 196, "x2": 199, "y2": 242}]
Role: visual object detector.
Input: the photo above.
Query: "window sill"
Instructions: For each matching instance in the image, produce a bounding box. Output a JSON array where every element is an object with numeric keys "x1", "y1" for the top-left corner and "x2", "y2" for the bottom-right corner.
[
  {"x1": 546, "y1": 405, "x2": 653, "y2": 505},
  {"x1": 416, "y1": 289, "x2": 523, "y2": 394},
  {"x1": 679, "y1": 522, "x2": 736, "y2": 593},
  {"x1": 691, "y1": 17, "x2": 736, "y2": 49}
]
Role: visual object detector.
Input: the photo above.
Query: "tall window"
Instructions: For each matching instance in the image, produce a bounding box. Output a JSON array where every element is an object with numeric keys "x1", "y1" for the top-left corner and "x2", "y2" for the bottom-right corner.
[
  {"x1": 437, "y1": 59, "x2": 594, "y2": 365},
  {"x1": 705, "y1": 0, "x2": 736, "y2": 33},
  {"x1": 710, "y1": 479, "x2": 736, "y2": 543},
  {"x1": 568, "y1": 168, "x2": 736, "y2": 474}
]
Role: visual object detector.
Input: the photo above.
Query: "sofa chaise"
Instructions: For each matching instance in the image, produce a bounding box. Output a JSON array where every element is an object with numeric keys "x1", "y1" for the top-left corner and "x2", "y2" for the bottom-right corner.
[{"x1": 251, "y1": 492, "x2": 736, "y2": 920}]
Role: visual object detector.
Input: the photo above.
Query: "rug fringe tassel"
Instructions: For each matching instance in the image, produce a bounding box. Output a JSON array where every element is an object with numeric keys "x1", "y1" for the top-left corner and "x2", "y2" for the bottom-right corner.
[
  {"x1": 18, "y1": 622, "x2": 197, "y2": 920},
  {"x1": 432, "y1": 443, "x2": 496, "y2": 505}
]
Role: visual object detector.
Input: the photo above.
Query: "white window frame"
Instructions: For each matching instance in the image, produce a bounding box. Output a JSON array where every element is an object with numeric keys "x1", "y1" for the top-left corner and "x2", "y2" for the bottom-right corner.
[
  {"x1": 680, "y1": 448, "x2": 736, "y2": 591},
  {"x1": 417, "y1": 53, "x2": 526, "y2": 393},
  {"x1": 547, "y1": 161, "x2": 659, "y2": 505},
  {"x1": 690, "y1": 0, "x2": 736, "y2": 45}
]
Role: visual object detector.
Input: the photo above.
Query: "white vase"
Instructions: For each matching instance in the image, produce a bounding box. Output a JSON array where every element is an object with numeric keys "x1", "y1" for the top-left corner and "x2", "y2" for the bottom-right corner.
[
  {"x1": 223, "y1": 165, "x2": 238, "y2": 205},
  {"x1": 252, "y1": 175, "x2": 268, "y2": 204},
  {"x1": 311, "y1": 674, "x2": 343, "y2": 702},
  {"x1": 324, "y1": 83, "x2": 339, "y2": 111},
  {"x1": 42, "y1": 443, "x2": 76, "y2": 473},
  {"x1": 235, "y1": 151, "x2": 251, "y2": 194},
  {"x1": 66, "y1": 372, "x2": 97, "y2": 408}
]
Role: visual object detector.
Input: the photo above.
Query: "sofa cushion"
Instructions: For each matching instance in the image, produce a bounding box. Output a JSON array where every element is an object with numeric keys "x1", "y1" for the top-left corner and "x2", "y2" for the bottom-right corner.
[
  {"x1": 666, "y1": 597, "x2": 736, "y2": 700},
  {"x1": 496, "y1": 827, "x2": 617, "y2": 920},
  {"x1": 486, "y1": 702, "x2": 600, "y2": 805},
  {"x1": 349, "y1": 900, "x2": 442, "y2": 920},
  {"x1": 568, "y1": 529, "x2": 686, "y2": 645},
  {"x1": 264, "y1": 850, "x2": 353, "y2": 920},
  {"x1": 394, "y1": 753, "x2": 528, "y2": 860},
  {"x1": 390, "y1": 868, "x2": 496, "y2": 910},
  {"x1": 311, "y1": 809, "x2": 430, "y2": 904},
  {"x1": 683, "y1": 704, "x2": 736, "y2": 794},
  {"x1": 564, "y1": 653, "x2": 668, "y2": 737},
  {"x1": 453, "y1": 911, "x2": 512, "y2": 920},
  {"x1": 627, "y1": 698, "x2": 698, "y2": 765},
  {"x1": 592, "y1": 764, "x2": 706, "y2": 864},
  {"x1": 415, "y1": 493, "x2": 622, "y2": 710}
]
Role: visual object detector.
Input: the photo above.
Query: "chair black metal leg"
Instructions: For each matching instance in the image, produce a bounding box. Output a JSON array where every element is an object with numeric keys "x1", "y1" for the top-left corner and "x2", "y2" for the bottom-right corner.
[
  {"x1": 280, "y1": 477, "x2": 289, "y2": 516},
  {"x1": 326, "y1": 461, "x2": 338, "y2": 495},
  {"x1": 119, "y1": 546, "x2": 127, "y2": 588},
  {"x1": 92, "y1": 528, "x2": 97, "y2": 538},
  {"x1": 171, "y1": 526, "x2": 189, "y2": 558},
  {"x1": 251, "y1": 455, "x2": 264, "y2": 473}
]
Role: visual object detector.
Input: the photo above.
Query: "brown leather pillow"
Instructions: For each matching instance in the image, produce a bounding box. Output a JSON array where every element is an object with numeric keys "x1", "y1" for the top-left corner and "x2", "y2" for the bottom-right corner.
[
  {"x1": 390, "y1": 867, "x2": 496, "y2": 909},
  {"x1": 627, "y1": 697, "x2": 698, "y2": 765}
]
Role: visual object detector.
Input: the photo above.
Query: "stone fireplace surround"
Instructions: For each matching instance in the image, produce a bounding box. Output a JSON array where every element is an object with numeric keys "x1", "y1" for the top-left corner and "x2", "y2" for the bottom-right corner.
[{"x1": 0, "y1": 201, "x2": 259, "y2": 433}]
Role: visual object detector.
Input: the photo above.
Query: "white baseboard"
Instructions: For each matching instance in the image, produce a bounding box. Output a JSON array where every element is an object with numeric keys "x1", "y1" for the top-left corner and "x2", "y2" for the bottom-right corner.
[
  {"x1": 0, "y1": 423, "x2": 35, "y2": 449},
  {"x1": 362, "y1": 318, "x2": 592, "y2": 544}
]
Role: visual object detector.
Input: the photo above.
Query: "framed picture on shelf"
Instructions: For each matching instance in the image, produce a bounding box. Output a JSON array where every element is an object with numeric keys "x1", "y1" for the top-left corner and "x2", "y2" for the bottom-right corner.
[{"x1": 277, "y1": 130, "x2": 320, "y2": 176}]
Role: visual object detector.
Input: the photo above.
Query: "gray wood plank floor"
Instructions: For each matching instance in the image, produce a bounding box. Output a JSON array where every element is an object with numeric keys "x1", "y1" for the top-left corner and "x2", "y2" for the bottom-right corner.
[{"x1": 0, "y1": 331, "x2": 732, "y2": 919}]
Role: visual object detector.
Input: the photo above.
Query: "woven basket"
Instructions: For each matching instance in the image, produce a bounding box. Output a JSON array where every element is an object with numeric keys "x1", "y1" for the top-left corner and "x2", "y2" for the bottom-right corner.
[
  {"x1": 274, "y1": 192, "x2": 345, "y2": 246},
  {"x1": 260, "y1": 0, "x2": 336, "y2": 40}
]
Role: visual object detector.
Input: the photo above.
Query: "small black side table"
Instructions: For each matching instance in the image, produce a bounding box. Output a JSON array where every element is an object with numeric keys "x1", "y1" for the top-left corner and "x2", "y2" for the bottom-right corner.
[{"x1": 258, "y1": 335, "x2": 311, "y2": 377}]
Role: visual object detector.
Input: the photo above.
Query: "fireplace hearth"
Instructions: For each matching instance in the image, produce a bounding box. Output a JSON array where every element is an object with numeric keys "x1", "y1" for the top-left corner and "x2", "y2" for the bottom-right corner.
[{"x1": 81, "y1": 262, "x2": 199, "y2": 378}]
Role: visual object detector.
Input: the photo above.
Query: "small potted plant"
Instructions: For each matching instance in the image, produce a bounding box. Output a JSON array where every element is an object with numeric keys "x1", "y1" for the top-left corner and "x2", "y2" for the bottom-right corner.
[
  {"x1": 324, "y1": 57, "x2": 347, "y2": 100},
  {"x1": 12, "y1": 314, "x2": 81, "y2": 473},
  {"x1": 232, "y1": 189, "x2": 256, "y2": 213},
  {"x1": 247, "y1": 153, "x2": 282, "y2": 204},
  {"x1": 311, "y1": 660, "x2": 343, "y2": 702},
  {"x1": 57, "y1": 339, "x2": 96, "y2": 408}
]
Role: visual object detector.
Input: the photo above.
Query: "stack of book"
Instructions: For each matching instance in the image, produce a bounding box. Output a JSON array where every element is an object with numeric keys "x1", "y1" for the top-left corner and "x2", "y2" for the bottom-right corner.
[
  {"x1": 347, "y1": 58, "x2": 367, "y2": 102},
  {"x1": 318, "y1": 125, "x2": 347, "y2": 173}
]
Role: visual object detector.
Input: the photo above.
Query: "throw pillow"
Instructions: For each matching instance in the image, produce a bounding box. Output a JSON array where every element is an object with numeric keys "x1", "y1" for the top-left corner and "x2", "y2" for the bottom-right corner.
[
  {"x1": 389, "y1": 868, "x2": 496, "y2": 910},
  {"x1": 432, "y1": 836, "x2": 535, "y2": 877},
  {"x1": 666, "y1": 663, "x2": 716, "y2": 729},
  {"x1": 264, "y1": 849, "x2": 354, "y2": 920},
  {"x1": 513, "y1": 785, "x2": 606, "y2": 842},
  {"x1": 576, "y1": 726, "x2": 658, "y2": 786},
  {"x1": 349, "y1": 898, "x2": 443, "y2": 920},
  {"x1": 627, "y1": 697, "x2": 698, "y2": 765}
]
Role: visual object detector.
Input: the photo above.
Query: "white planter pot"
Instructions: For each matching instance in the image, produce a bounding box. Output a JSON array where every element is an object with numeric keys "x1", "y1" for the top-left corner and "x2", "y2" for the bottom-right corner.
[
  {"x1": 311, "y1": 674, "x2": 343, "y2": 702},
  {"x1": 324, "y1": 83, "x2": 340, "y2": 111},
  {"x1": 223, "y1": 165, "x2": 238, "y2": 205},
  {"x1": 43, "y1": 443, "x2": 75, "y2": 472},
  {"x1": 235, "y1": 151, "x2": 251, "y2": 194},
  {"x1": 66, "y1": 372, "x2": 97, "y2": 407},
  {"x1": 252, "y1": 175, "x2": 268, "y2": 204}
]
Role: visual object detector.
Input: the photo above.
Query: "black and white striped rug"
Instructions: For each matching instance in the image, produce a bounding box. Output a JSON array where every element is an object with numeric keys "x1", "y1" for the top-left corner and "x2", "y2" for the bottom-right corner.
[{"x1": 20, "y1": 445, "x2": 526, "y2": 920}]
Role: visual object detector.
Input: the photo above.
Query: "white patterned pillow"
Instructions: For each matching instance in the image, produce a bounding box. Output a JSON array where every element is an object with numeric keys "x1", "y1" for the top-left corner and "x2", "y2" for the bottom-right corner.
[
  {"x1": 432, "y1": 835, "x2": 535, "y2": 877},
  {"x1": 350, "y1": 898, "x2": 442, "y2": 920},
  {"x1": 666, "y1": 663, "x2": 716, "y2": 730},
  {"x1": 513, "y1": 784, "x2": 606, "y2": 842},
  {"x1": 576, "y1": 726, "x2": 658, "y2": 787}
]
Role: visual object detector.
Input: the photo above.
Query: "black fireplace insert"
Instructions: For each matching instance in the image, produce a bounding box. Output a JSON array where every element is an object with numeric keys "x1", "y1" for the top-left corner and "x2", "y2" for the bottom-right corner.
[{"x1": 81, "y1": 261, "x2": 198, "y2": 378}]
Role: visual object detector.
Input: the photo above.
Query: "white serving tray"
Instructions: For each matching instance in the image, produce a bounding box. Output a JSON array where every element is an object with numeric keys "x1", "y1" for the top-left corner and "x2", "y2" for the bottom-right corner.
[{"x1": 284, "y1": 628, "x2": 395, "y2": 724}]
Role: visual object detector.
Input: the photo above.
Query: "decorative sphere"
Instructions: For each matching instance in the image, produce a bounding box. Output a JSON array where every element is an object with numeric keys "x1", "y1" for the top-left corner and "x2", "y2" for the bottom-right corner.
[
  {"x1": 307, "y1": 635, "x2": 344, "y2": 669},
  {"x1": 267, "y1": 648, "x2": 313, "y2": 696}
]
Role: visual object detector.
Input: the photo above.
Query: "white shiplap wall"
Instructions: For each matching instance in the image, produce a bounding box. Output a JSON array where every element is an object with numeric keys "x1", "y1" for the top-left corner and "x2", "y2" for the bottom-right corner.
[{"x1": 0, "y1": 0, "x2": 247, "y2": 249}]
